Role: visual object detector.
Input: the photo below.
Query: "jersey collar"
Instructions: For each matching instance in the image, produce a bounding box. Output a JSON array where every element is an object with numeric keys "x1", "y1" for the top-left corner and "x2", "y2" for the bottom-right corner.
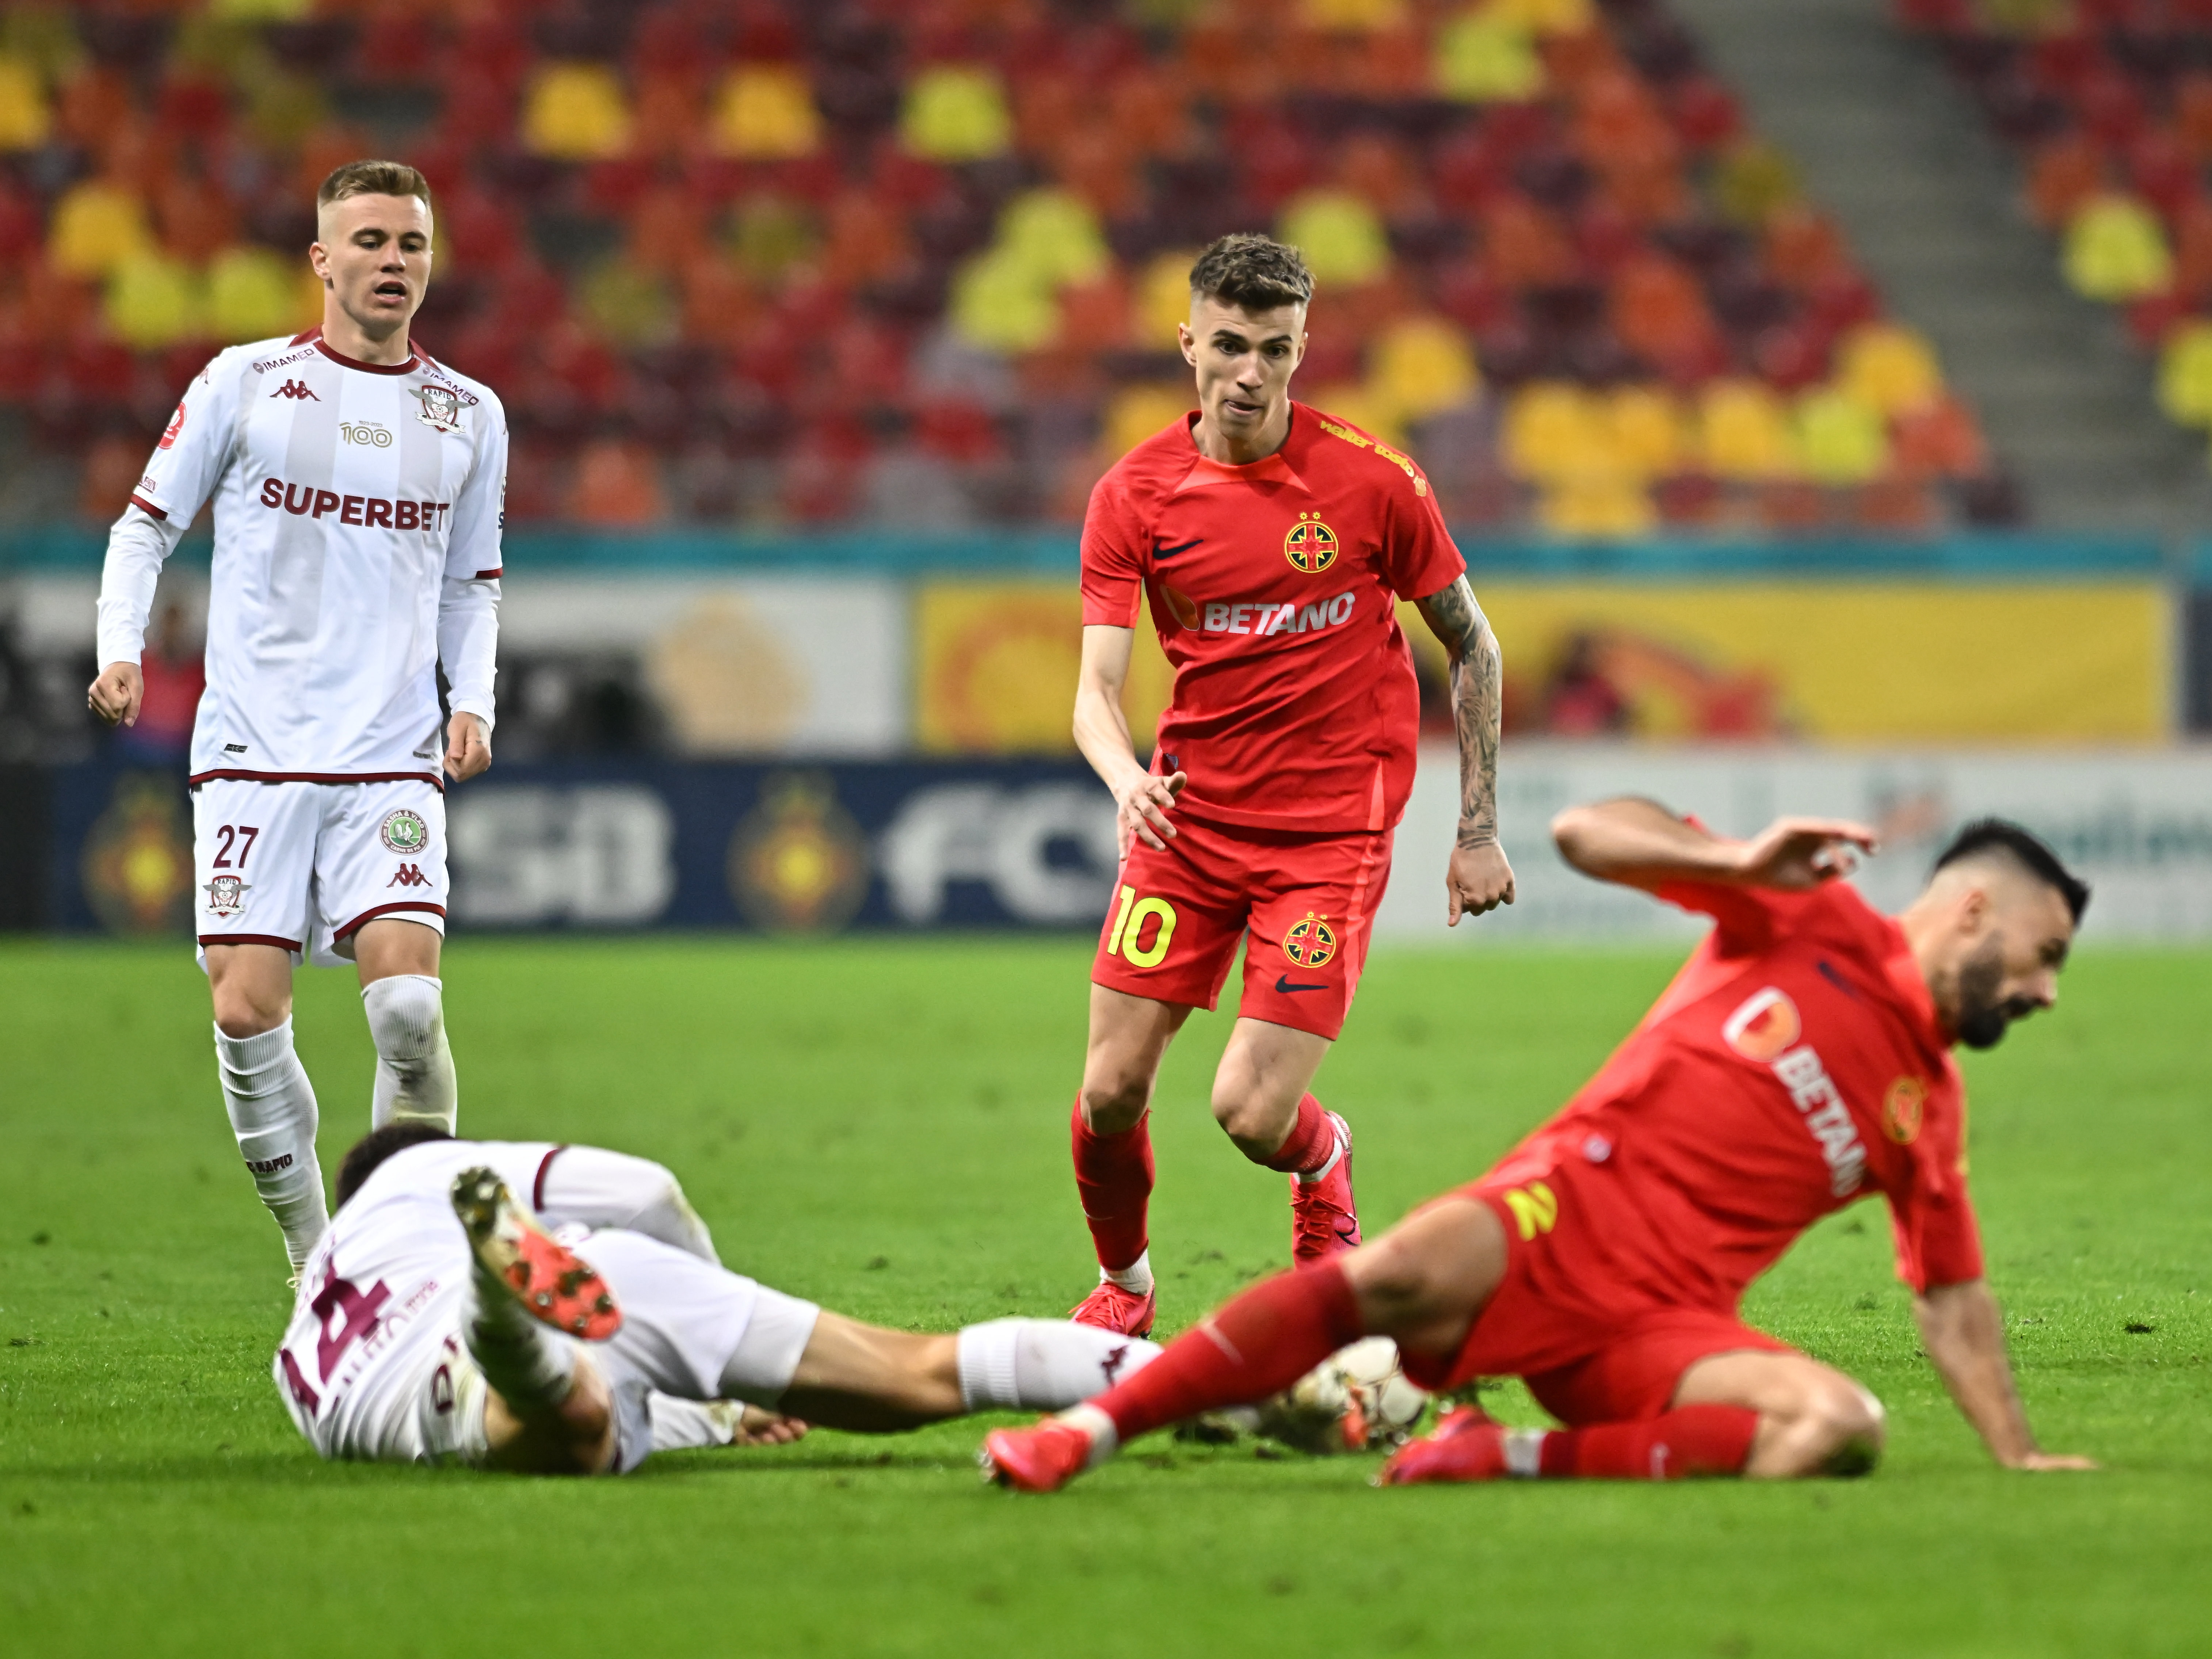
[
  {"x1": 294, "y1": 326, "x2": 419, "y2": 376},
  {"x1": 1172, "y1": 412, "x2": 1309, "y2": 494}
]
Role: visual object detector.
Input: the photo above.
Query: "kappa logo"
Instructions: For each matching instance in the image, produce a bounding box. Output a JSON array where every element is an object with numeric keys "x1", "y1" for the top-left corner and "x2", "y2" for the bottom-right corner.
[
  {"x1": 389, "y1": 863, "x2": 432, "y2": 888},
  {"x1": 412, "y1": 384, "x2": 464, "y2": 433},
  {"x1": 205, "y1": 873, "x2": 250, "y2": 916},
  {"x1": 1281, "y1": 911, "x2": 1337, "y2": 969},
  {"x1": 1284, "y1": 512, "x2": 1339, "y2": 574},
  {"x1": 270, "y1": 379, "x2": 320, "y2": 401}
]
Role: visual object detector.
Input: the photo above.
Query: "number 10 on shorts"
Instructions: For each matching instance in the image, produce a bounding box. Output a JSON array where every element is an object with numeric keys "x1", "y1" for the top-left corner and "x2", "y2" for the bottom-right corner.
[{"x1": 1105, "y1": 886, "x2": 1177, "y2": 968}]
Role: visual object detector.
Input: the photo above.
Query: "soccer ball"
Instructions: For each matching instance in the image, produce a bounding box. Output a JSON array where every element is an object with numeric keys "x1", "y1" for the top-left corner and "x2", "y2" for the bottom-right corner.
[{"x1": 1255, "y1": 1338, "x2": 1431, "y2": 1454}]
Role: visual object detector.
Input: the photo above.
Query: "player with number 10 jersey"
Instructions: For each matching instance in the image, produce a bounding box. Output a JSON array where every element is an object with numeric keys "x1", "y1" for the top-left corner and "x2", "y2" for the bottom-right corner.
[{"x1": 1060, "y1": 235, "x2": 1515, "y2": 1339}]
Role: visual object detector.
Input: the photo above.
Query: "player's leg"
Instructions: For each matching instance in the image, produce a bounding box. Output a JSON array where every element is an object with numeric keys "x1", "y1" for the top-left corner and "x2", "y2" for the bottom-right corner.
[
  {"x1": 315, "y1": 779, "x2": 454, "y2": 1128},
  {"x1": 531, "y1": 1144, "x2": 720, "y2": 1263},
  {"x1": 1221, "y1": 827, "x2": 1394, "y2": 1264},
  {"x1": 1068, "y1": 985, "x2": 1194, "y2": 1329},
  {"x1": 197, "y1": 778, "x2": 326, "y2": 1275},
  {"x1": 984, "y1": 1194, "x2": 1507, "y2": 1490},
  {"x1": 354, "y1": 919, "x2": 457, "y2": 1132},
  {"x1": 1671, "y1": 1350, "x2": 1885, "y2": 1477}
]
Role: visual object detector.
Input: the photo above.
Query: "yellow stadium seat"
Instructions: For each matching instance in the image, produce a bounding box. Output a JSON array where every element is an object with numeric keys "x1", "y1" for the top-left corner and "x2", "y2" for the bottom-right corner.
[
  {"x1": 1713, "y1": 142, "x2": 1800, "y2": 226},
  {"x1": 1433, "y1": 11, "x2": 1545, "y2": 102},
  {"x1": 1278, "y1": 190, "x2": 1390, "y2": 286},
  {"x1": 208, "y1": 0, "x2": 313, "y2": 18},
  {"x1": 1308, "y1": 380, "x2": 1406, "y2": 445},
  {"x1": 2155, "y1": 320, "x2": 2212, "y2": 428},
  {"x1": 997, "y1": 189, "x2": 1109, "y2": 289},
  {"x1": 1537, "y1": 473, "x2": 1656, "y2": 537},
  {"x1": 1835, "y1": 322, "x2": 1943, "y2": 416},
  {"x1": 104, "y1": 250, "x2": 201, "y2": 349},
  {"x1": 1135, "y1": 249, "x2": 1201, "y2": 346},
  {"x1": 2062, "y1": 194, "x2": 2173, "y2": 302},
  {"x1": 0, "y1": 53, "x2": 52, "y2": 150},
  {"x1": 1301, "y1": 0, "x2": 1408, "y2": 28},
  {"x1": 1794, "y1": 386, "x2": 1889, "y2": 485},
  {"x1": 520, "y1": 62, "x2": 632, "y2": 162},
  {"x1": 1696, "y1": 380, "x2": 1798, "y2": 480},
  {"x1": 1605, "y1": 384, "x2": 1683, "y2": 477},
  {"x1": 950, "y1": 246, "x2": 1062, "y2": 353},
  {"x1": 900, "y1": 64, "x2": 1011, "y2": 163},
  {"x1": 729, "y1": 193, "x2": 819, "y2": 281},
  {"x1": 1103, "y1": 383, "x2": 1193, "y2": 457},
  {"x1": 50, "y1": 180, "x2": 151, "y2": 279},
  {"x1": 1369, "y1": 317, "x2": 1479, "y2": 421},
  {"x1": 205, "y1": 246, "x2": 303, "y2": 343},
  {"x1": 1503, "y1": 381, "x2": 1608, "y2": 483},
  {"x1": 1486, "y1": 0, "x2": 1596, "y2": 32},
  {"x1": 712, "y1": 64, "x2": 821, "y2": 159}
]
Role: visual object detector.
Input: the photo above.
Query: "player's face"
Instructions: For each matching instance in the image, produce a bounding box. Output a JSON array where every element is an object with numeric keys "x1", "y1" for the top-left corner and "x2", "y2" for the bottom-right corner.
[
  {"x1": 1946, "y1": 882, "x2": 2073, "y2": 1050},
  {"x1": 1179, "y1": 295, "x2": 1306, "y2": 446},
  {"x1": 310, "y1": 193, "x2": 434, "y2": 339}
]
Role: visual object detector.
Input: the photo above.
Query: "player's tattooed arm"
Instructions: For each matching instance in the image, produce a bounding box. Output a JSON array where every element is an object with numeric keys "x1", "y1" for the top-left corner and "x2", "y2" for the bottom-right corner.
[{"x1": 1417, "y1": 576, "x2": 1514, "y2": 922}]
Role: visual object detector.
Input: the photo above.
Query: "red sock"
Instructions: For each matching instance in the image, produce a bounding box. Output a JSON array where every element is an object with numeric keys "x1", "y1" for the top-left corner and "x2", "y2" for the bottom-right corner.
[
  {"x1": 1091, "y1": 1262, "x2": 1365, "y2": 1444},
  {"x1": 1535, "y1": 1406, "x2": 1759, "y2": 1479},
  {"x1": 1071, "y1": 1101, "x2": 1153, "y2": 1273},
  {"x1": 1255, "y1": 1092, "x2": 1333, "y2": 1174}
]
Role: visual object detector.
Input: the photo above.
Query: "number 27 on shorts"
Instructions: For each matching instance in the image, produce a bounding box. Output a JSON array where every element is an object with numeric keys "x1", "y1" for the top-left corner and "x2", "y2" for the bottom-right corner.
[{"x1": 1104, "y1": 886, "x2": 1177, "y2": 968}]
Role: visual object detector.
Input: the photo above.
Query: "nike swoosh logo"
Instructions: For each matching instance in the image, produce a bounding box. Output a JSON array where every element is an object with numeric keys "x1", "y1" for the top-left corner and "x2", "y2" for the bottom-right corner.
[
  {"x1": 1153, "y1": 537, "x2": 1202, "y2": 560},
  {"x1": 1275, "y1": 975, "x2": 1328, "y2": 993}
]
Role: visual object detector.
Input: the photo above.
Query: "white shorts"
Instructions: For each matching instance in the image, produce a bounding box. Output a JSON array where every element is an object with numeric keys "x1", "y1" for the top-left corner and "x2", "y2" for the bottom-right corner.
[{"x1": 194, "y1": 775, "x2": 447, "y2": 969}]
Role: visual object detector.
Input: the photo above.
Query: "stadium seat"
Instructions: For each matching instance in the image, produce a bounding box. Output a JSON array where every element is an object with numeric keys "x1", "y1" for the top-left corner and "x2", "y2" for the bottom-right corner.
[
  {"x1": 520, "y1": 62, "x2": 633, "y2": 161},
  {"x1": 1793, "y1": 386, "x2": 1890, "y2": 485},
  {"x1": 570, "y1": 438, "x2": 667, "y2": 527},
  {"x1": 205, "y1": 245, "x2": 309, "y2": 344},
  {"x1": 1278, "y1": 190, "x2": 1393, "y2": 285},
  {"x1": 0, "y1": 50, "x2": 51, "y2": 149},
  {"x1": 901, "y1": 64, "x2": 1012, "y2": 163},
  {"x1": 49, "y1": 180, "x2": 152, "y2": 279},
  {"x1": 102, "y1": 249, "x2": 199, "y2": 351},
  {"x1": 2062, "y1": 194, "x2": 2173, "y2": 301}
]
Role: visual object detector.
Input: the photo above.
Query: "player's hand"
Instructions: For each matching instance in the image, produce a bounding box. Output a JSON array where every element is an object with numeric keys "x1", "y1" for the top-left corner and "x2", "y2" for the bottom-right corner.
[
  {"x1": 1447, "y1": 838, "x2": 1515, "y2": 924},
  {"x1": 444, "y1": 712, "x2": 491, "y2": 782},
  {"x1": 1730, "y1": 817, "x2": 1877, "y2": 890},
  {"x1": 2009, "y1": 1451, "x2": 2099, "y2": 1472},
  {"x1": 86, "y1": 661, "x2": 144, "y2": 728},
  {"x1": 1113, "y1": 769, "x2": 1186, "y2": 857},
  {"x1": 732, "y1": 1406, "x2": 809, "y2": 1447}
]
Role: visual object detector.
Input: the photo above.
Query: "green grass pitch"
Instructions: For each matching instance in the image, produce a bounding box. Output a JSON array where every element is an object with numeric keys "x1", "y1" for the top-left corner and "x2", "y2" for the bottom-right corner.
[{"x1": 3, "y1": 935, "x2": 2208, "y2": 1657}]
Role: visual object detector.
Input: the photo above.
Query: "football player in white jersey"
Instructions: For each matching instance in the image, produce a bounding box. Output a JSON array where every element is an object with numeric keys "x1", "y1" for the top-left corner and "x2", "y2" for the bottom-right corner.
[
  {"x1": 279, "y1": 1124, "x2": 1162, "y2": 1473},
  {"x1": 87, "y1": 160, "x2": 504, "y2": 1277}
]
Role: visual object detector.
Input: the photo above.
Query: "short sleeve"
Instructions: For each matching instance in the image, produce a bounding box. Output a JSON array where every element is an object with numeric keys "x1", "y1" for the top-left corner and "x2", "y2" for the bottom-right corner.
[
  {"x1": 1888, "y1": 1180, "x2": 1984, "y2": 1292},
  {"x1": 132, "y1": 350, "x2": 241, "y2": 527},
  {"x1": 1079, "y1": 473, "x2": 1144, "y2": 628},
  {"x1": 1382, "y1": 465, "x2": 1466, "y2": 600},
  {"x1": 444, "y1": 387, "x2": 508, "y2": 580},
  {"x1": 1654, "y1": 877, "x2": 1787, "y2": 954}
]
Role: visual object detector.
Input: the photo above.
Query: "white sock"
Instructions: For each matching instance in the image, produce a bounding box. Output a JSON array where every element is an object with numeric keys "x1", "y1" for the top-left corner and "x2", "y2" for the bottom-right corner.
[
  {"x1": 1058, "y1": 1402, "x2": 1120, "y2": 1468},
  {"x1": 363, "y1": 974, "x2": 457, "y2": 1132},
  {"x1": 1294, "y1": 1117, "x2": 1347, "y2": 1184},
  {"x1": 1101, "y1": 1249, "x2": 1154, "y2": 1295},
  {"x1": 957, "y1": 1319, "x2": 1161, "y2": 1412},
  {"x1": 1502, "y1": 1426, "x2": 1548, "y2": 1479},
  {"x1": 215, "y1": 1020, "x2": 328, "y2": 1273},
  {"x1": 463, "y1": 1255, "x2": 576, "y2": 1410}
]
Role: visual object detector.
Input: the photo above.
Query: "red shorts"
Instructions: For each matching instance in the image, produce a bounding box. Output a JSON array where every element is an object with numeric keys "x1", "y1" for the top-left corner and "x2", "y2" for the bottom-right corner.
[
  {"x1": 1090, "y1": 814, "x2": 1394, "y2": 1041},
  {"x1": 1399, "y1": 1149, "x2": 1796, "y2": 1426}
]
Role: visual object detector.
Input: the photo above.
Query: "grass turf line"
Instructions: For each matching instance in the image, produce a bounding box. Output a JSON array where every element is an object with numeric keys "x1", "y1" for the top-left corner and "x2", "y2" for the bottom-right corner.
[{"x1": 1, "y1": 937, "x2": 2207, "y2": 1658}]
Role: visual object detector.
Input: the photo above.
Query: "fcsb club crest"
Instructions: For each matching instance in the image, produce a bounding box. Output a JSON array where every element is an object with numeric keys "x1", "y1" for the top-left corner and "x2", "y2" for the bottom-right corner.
[
  {"x1": 1283, "y1": 512, "x2": 1338, "y2": 574},
  {"x1": 412, "y1": 384, "x2": 464, "y2": 434},
  {"x1": 1282, "y1": 911, "x2": 1337, "y2": 969},
  {"x1": 206, "y1": 874, "x2": 251, "y2": 917},
  {"x1": 1881, "y1": 1076, "x2": 1926, "y2": 1144},
  {"x1": 380, "y1": 808, "x2": 430, "y2": 854}
]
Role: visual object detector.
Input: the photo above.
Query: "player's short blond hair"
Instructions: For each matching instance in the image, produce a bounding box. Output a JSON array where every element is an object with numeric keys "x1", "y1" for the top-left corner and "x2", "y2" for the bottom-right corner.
[{"x1": 316, "y1": 160, "x2": 432, "y2": 214}]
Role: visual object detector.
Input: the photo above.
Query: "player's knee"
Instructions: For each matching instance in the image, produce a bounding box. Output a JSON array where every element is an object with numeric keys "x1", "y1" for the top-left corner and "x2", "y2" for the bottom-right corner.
[
  {"x1": 1341, "y1": 1232, "x2": 1452, "y2": 1334},
  {"x1": 1208, "y1": 1086, "x2": 1283, "y2": 1157},
  {"x1": 1802, "y1": 1377, "x2": 1886, "y2": 1477},
  {"x1": 211, "y1": 983, "x2": 289, "y2": 1039},
  {"x1": 362, "y1": 972, "x2": 442, "y2": 1061},
  {"x1": 1078, "y1": 1071, "x2": 1151, "y2": 1133}
]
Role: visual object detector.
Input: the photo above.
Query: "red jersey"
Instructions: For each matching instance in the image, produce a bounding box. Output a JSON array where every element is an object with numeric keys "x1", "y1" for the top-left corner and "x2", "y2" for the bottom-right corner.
[
  {"x1": 1079, "y1": 402, "x2": 1466, "y2": 834},
  {"x1": 1489, "y1": 876, "x2": 1982, "y2": 1306}
]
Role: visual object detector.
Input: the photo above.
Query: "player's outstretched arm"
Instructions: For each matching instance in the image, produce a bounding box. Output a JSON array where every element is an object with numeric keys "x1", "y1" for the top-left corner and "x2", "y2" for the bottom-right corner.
[
  {"x1": 1075, "y1": 623, "x2": 1185, "y2": 855},
  {"x1": 1552, "y1": 798, "x2": 1877, "y2": 892},
  {"x1": 1415, "y1": 575, "x2": 1513, "y2": 923},
  {"x1": 1913, "y1": 1278, "x2": 2095, "y2": 1471}
]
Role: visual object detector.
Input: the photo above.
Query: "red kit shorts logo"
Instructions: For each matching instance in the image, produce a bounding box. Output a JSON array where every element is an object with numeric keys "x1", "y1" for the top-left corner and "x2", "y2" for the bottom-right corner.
[
  {"x1": 1283, "y1": 512, "x2": 1339, "y2": 575},
  {"x1": 1282, "y1": 911, "x2": 1338, "y2": 969},
  {"x1": 1722, "y1": 987, "x2": 1801, "y2": 1062}
]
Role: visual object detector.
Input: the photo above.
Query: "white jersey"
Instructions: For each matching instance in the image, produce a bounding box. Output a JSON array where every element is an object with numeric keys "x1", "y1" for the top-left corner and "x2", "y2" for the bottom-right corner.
[
  {"x1": 274, "y1": 1139, "x2": 553, "y2": 1464},
  {"x1": 95, "y1": 328, "x2": 506, "y2": 786}
]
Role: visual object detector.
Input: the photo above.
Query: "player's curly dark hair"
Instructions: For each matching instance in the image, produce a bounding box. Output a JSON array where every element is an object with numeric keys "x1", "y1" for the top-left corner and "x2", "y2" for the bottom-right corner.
[
  {"x1": 1931, "y1": 818, "x2": 2090, "y2": 923},
  {"x1": 1189, "y1": 233, "x2": 1315, "y2": 311},
  {"x1": 336, "y1": 1121, "x2": 454, "y2": 1208}
]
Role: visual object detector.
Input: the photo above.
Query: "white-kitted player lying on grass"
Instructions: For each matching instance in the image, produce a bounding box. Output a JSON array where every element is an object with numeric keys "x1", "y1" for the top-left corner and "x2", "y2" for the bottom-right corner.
[{"x1": 276, "y1": 1124, "x2": 1163, "y2": 1473}]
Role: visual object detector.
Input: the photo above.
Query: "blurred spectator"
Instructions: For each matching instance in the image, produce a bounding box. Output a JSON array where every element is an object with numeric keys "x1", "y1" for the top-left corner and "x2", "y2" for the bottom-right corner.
[
  {"x1": 117, "y1": 600, "x2": 201, "y2": 763},
  {"x1": 1542, "y1": 632, "x2": 1629, "y2": 736}
]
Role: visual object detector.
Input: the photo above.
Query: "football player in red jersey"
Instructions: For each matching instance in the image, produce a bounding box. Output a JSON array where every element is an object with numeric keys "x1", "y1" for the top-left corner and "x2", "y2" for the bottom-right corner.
[
  {"x1": 983, "y1": 804, "x2": 2101, "y2": 1491},
  {"x1": 1063, "y1": 236, "x2": 1514, "y2": 1338}
]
